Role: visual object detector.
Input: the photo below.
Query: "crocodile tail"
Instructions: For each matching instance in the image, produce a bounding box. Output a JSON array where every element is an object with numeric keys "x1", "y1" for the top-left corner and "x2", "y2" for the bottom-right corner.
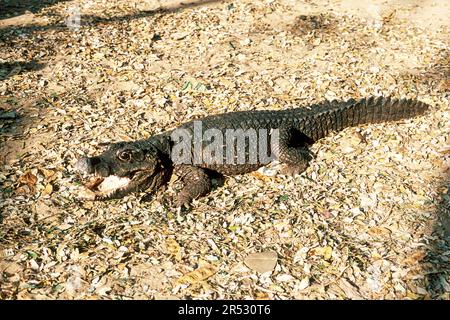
[{"x1": 305, "y1": 96, "x2": 430, "y2": 141}]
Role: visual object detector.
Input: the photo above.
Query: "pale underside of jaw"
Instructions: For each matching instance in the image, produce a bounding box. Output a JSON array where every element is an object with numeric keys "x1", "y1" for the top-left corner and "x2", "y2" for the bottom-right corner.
[{"x1": 80, "y1": 175, "x2": 131, "y2": 200}]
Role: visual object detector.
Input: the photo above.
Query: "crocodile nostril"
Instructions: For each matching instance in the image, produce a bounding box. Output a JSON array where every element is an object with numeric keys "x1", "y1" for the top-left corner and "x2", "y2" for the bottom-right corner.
[
  {"x1": 75, "y1": 157, "x2": 101, "y2": 174},
  {"x1": 75, "y1": 158, "x2": 92, "y2": 173},
  {"x1": 89, "y1": 157, "x2": 101, "y2": 166}
]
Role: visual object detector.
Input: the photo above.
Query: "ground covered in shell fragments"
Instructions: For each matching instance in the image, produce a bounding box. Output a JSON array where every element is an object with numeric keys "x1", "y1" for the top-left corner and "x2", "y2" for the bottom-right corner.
[{"x1": 0, "y1": 0, "x2": 449, "y2": 299}]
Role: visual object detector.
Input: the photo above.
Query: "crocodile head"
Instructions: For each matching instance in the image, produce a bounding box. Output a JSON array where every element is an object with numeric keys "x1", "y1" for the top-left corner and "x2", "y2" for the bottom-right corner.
[{"x1": 74, "y1": 142, "x2": 171, "y2": 200}]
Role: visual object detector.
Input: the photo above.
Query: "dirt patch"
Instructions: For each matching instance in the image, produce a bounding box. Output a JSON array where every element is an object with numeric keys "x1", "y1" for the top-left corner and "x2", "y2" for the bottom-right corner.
[
  {"x1": 289, "y1": 14, "x2": 338, "y2": 36},
  {"x1": 0, "y1": 12, "x2": 49, "y2": 28}
]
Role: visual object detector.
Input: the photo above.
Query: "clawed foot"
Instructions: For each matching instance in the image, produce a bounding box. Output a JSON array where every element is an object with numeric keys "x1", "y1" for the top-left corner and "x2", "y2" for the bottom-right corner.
[
  {"x1": 170, "y1": 164, "x2": 212, "y2": 208},
  {"x1": 158, "y1": 190, "x2": 192, "y2": 209},
  {"x1": 174, "y1": 190, "x2": 193, "y2": 209}
]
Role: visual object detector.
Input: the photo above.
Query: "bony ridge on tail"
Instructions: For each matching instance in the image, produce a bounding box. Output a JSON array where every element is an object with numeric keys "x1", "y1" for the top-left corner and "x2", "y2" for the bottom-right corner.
[{"x1": 74, "y1": 96, "x2": 430, "y2": 207}]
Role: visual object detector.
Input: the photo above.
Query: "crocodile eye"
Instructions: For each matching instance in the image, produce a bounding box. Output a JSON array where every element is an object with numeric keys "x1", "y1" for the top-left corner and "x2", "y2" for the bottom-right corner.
[{"x1": 118, "y1": 150, "x2": 133, "y2": 162}]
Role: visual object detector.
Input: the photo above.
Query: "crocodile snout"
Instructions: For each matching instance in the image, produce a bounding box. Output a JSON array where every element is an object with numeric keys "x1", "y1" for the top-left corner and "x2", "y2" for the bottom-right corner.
[
  {"x1": 74, "y1": 157, "x2": 109, "y2": 176},
  {"x1": 75, "y1": 157, "x2": 95, "y2": 174}
]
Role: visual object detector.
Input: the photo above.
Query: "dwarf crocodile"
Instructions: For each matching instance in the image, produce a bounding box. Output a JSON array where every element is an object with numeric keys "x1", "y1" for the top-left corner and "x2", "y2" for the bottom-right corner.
[{"x1": 74, "y1": 96, "x2": 429, "y2": 206}]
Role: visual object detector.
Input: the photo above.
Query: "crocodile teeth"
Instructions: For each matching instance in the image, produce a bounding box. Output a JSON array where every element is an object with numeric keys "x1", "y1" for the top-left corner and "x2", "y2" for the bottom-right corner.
[
  {"x1": 97, "y1": 175, "x2": 131, "y2": 193},
  {"x1": 84, "y1": 176, "x2": 104, "y2": 191}
]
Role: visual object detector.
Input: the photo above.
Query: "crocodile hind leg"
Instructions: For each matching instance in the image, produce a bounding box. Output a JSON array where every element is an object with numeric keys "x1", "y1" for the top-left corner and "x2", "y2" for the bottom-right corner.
[
  {"x1": 276, "y1": 128, "x2": 314, "y2": 176},
  {"x1": 173, "y1": 164, "x2": 212, "y2": 207}
]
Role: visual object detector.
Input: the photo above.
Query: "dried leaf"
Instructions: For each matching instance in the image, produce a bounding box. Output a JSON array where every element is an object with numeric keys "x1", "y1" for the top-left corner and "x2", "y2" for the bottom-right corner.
[
  {"x1": 254, "y1": 291, "x2": 270, "y2": 300},
  {"x1": 244, "y1": 251, "x2": 278, "y2": 273},
  {"x1": 298, "y1": 277, "x2": 310, "y2": 291},
  {"x1": 176, "y1": 264, "x2": 217, "y2": 286},
  {"x1": 41, "y1": 183, "x2": 53, "y2": 196},
  {"x1": 402, "y1": 251, "x2": 427, "y2": 266},
  {"x1": 17, "y1": 171, "x2": 37, "y2": 192},
  {"x1": 338, "y1": 278, "x2": 362, "y2": 299},
  {"x1": 368, "y1": 226, "x2": 392, "y2": 237},
  {"x1": 250, "y1": 171, "x2": 271, "y2": 182},
  {"x1": 166, "y1": 238, "x2": 182, "y2": 261},
  {"x1": 309, "y1": 246, "x2": 333, "y2": 261}
]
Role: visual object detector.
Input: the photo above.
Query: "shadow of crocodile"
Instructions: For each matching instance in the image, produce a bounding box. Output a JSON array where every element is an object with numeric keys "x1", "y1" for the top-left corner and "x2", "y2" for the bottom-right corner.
[
  {"x1": 0, "y1": 60, "x2": 45, "y2": 81},
  {"x1": 0, "y1": 0, "x2": 225, "y2": 41},
  {"x1": 424, "y1": 173, "x2": 450, "y2": 298},
  {"x1": 0, "y1": 0, "x2": 70, "y2": 20}
]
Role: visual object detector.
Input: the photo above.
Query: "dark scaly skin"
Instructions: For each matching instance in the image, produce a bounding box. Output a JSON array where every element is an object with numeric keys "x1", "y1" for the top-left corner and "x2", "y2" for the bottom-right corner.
[{"x1": 74, "y1": 96, "x2": 430, "y2": 206}]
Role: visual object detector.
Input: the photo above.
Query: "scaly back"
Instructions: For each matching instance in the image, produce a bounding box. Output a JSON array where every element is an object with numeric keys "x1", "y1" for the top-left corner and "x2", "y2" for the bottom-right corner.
[{"x1": 295, "y1": 96, "x2": 430, "y2": 141}]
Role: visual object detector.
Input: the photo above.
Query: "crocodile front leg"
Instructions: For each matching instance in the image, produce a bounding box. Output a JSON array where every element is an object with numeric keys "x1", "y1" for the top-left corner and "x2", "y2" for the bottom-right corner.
[
  {"x1": 173, "y1": 164, "x2": 212, "y2": 207},
  {"x1": 276, "y1": 127, "x2": 314, "y2": 176}
]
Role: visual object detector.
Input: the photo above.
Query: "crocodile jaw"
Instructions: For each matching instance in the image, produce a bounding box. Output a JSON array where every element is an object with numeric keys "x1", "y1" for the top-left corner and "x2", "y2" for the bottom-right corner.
[
  {"x1": 78, "y1": 174, "x2": 132, "y2": 200},
  {"x1": 96, "y1": 175, "x2": 131, "y2": 193}
]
